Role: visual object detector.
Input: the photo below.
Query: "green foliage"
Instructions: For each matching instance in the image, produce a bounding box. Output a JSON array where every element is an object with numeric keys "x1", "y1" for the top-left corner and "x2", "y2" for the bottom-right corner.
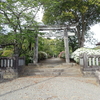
[
  {"x1": 38, "y1": 37, "x2": 64, "y2": 57},
  {"x1": 69, "y1": 36, "x2": 79, "y2": 53},
  {"x1": 0, "y1": 32, "x2": 15, "y2": 45},
  {"x1": 0, "y1": 50, "x2": 3, "y2": 56},
  {"x1": 38, "y1": 51, "x2": 48, "y2": 61},
  {"x1": 2, "y1": 49, "x2": 13, "y2": 57},
  {"x1": 0, "y1": 0, "x2": 41, "y2": 56},
  {"x1": 41, "y1": 0, "x2": 100, "y2": 47}
]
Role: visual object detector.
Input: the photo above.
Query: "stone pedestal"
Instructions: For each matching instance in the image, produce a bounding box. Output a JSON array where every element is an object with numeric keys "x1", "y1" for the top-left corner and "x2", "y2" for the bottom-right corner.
[{"x1": 0, "y1": 68, "x2": 18, "y2": 81}]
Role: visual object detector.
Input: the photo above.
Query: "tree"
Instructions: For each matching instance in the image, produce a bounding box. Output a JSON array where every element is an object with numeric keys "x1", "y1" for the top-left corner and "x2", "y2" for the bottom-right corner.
[
  {"x1": 69, "y1": 36, "x2": 79, "y2": 52},
  {"x1": 38, "y1": 37, "x2": 64, "y2": 57},
  {"x1": 40, "y1": 0, "x2": 100, "y2": 47},
  {"x1": 0, "y1": 0, "x2": 41, "y2": 56}
]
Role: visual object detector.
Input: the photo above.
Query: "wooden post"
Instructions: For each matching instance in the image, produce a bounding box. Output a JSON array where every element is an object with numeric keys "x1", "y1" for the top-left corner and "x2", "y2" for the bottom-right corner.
[
  {"x1": 33, "y1": 34, "x2": 38, "y2": 64},
  {"x1": 14, "y1": 54, "x2": 19, "y2": 69},
  {"x1": 64, "y1": 28, "x2": 70, "y2": 63}
]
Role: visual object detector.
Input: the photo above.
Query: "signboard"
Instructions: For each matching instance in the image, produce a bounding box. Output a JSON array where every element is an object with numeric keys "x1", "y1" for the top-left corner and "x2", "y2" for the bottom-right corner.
[{"x1": 68, "y1": 32, "x2": 75, "y2": 36}]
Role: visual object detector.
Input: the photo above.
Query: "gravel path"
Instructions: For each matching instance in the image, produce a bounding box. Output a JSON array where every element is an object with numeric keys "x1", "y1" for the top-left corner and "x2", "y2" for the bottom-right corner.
[
  {"x1": 0, "y1": 58, "x2": 100, "y2": 100},
  {"x1": 0, "y1": 76, "x2": 100, "y2": 100}
]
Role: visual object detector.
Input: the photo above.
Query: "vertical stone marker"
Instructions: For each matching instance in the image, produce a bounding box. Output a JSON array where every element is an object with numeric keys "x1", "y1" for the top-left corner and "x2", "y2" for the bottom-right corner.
[
  {"x1": 33, "y1": 34, "x2": 38, "y2": 64},
  {"x1": 64, "y1": 28, "x2": 70, "y2": 63}
]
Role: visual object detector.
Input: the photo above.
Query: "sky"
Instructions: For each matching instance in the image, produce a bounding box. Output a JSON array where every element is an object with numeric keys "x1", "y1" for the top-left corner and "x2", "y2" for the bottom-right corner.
[
  {"x1": 84, "y1": 23, "x2": 100, "y2": 48},
  {"x1": 90, "y1": 23, "x2": 100, "y2": 41}
]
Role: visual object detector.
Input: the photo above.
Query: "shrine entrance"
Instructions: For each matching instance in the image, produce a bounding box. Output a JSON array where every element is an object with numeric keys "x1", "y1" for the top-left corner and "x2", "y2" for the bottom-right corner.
[{"x1": 28, "y1": 24, "x2": 76, "y2": 64}]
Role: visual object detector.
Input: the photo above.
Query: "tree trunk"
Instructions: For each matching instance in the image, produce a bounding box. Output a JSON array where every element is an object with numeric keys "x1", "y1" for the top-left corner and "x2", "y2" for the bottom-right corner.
[
  {"x1": 81, "y1": 14, "x2": 86, "y2": 47},
  {"x1": 76, "y1": 14, "x2": 86, "y2": 48},
  {"x1": 76, "y1": 25, "x2": 85, "y2": 47}
]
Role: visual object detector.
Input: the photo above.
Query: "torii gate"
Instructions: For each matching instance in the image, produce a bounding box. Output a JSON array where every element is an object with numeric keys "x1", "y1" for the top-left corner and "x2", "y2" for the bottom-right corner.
[{"x1": 29, "y1": 24, "x2": 76, "y2": 64}]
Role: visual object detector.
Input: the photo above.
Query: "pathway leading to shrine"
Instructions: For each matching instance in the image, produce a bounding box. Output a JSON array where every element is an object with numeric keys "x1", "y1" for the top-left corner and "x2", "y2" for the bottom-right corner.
[
  {"x1": 0, "y1": 58, "x2": 99, "y2": 100},
  {"x1": 19, "y1": 58, "x2": 82, "y2": 77},
  {"x1": 0, "y1": 58, "x2": 100, "y2": 100},
  {"x1": 39, "y1": 57, "x2": 65, "y2": 64}
]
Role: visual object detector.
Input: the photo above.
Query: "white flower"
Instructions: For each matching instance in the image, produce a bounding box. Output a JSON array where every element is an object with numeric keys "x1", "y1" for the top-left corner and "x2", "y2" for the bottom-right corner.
[{"x1": 71, "y1": 47, "x2": 100, "y2": 63}]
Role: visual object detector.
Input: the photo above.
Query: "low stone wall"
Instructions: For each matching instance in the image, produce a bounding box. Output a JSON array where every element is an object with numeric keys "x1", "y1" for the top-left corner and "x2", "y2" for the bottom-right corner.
[
  {"x1": 82, "y1": 70, "x2": 95, "y2": 77},
  {"x1": 95, "y1": 70, "x2": 100, "y2": 84},
  {"x1": 0, "y1": 68, "x2": 18, "y2": 82}
]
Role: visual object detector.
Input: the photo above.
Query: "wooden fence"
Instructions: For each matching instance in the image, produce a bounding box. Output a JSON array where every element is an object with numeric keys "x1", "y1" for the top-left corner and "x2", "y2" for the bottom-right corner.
[
  {"x1": 80, "y1": 53, "x2": 100, "y2": 71},
  {"x1": 0, "y1": 56, "x2": 25, "y2": 69}
]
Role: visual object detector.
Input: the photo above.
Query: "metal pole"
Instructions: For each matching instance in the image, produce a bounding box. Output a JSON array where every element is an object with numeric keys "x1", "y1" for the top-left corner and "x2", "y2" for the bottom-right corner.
[{"x1": 64, "y1": 28, "x2": 70, "y2": 63}]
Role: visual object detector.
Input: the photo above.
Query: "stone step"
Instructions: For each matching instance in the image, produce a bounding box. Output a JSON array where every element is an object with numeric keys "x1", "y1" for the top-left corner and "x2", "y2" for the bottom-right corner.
[
  {"x1": 28, "y1": 63, "x2": 76, "y2": 68},
  {"x1": 21, "y1": 67, "x2": 82, "y2": 77}
]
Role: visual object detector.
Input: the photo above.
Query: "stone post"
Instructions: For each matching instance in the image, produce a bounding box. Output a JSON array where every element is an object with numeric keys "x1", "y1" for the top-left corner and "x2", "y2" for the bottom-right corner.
[
  {"x1": 64, "y1": 28, "x2": 70, "y2": 63},
  {"x1": 33, "y1": 34, "x2": 38, "y2": 64}
]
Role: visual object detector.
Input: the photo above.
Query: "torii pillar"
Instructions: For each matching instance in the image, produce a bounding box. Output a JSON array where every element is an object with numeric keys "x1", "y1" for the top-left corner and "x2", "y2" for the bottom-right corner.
[{"x1": 64, "y1": 28, "x2": 70, "y2": 63}]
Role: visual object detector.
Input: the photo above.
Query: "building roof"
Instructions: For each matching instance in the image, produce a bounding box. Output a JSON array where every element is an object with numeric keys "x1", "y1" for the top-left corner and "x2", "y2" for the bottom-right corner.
[{"x1": 96, "y1": 42, "x2": 100, "y2": 45}]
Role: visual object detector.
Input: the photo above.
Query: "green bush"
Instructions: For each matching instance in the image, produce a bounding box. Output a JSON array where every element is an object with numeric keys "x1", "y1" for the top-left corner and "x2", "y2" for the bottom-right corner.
[
  {"x1": 38, "y1": 51, "x2": 48, "y2": 61},
  {"x1": 47, "y1": 54, "x2": 52, "y2": 58},
  {"x1": 0, "y1": 50, "x2": 3, "y2": 56},
  {"x1": 2, "y1": 49, "x2": 13, "y2": 57}
]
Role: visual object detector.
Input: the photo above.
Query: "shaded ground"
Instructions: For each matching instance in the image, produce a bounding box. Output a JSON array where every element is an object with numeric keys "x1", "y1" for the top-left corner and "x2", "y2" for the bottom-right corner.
[{"x1": 39, "y1": 58, "x2": 66, "y2": 65}]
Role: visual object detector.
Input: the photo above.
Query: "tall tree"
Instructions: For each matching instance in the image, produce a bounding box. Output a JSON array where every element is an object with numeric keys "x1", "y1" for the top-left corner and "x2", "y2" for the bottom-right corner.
[
  {"x1": 40, "y1": 0, "x2": 100, "y2": 47},
  {"x1": 0, "y1": 0, "x2": 41, "y2": 55}
]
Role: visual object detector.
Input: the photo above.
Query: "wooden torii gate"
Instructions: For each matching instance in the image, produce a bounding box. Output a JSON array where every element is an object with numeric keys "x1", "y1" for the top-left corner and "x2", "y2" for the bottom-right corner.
[{"x1": 29, "y1": 25, "x2": 76, "y2": 64}]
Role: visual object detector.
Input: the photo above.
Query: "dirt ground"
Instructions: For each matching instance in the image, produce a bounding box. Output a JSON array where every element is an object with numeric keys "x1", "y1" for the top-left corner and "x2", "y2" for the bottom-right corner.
[{"x1": 0, "y1": 58, "x2": 100, "y2": 100}]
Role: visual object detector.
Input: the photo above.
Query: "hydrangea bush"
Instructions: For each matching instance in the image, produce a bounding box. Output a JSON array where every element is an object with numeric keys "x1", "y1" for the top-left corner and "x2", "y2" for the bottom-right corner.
[{"x1": 71, "y1": 47, "x2": 100, "y2": 63}]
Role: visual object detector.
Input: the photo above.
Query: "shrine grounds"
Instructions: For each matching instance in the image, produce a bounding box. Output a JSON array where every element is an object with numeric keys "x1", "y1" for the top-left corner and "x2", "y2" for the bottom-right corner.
[{"x1": 0, "y1": 58, "x2": 100, "y2": 100}]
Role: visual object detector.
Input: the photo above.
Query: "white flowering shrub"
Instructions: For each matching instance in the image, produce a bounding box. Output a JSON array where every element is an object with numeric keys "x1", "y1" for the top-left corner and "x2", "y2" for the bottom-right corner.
[{"x1": 71, "y1": 47, "x2": 100, "y2": 63}]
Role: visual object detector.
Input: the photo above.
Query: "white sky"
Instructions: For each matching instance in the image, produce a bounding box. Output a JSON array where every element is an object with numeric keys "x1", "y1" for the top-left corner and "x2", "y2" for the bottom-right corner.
[
  {"x1": 84, "y1": 24, "x2": 100, "y2": 48},
  {"x1": 35, "y1": 7, "x2": 44, "y2": 22},
  {"x1": 90, "y1": 23, "x2": 100, "y2": 41},
  {"x1": 85, "y1": 23, "x2": 100, "y2": 48}
]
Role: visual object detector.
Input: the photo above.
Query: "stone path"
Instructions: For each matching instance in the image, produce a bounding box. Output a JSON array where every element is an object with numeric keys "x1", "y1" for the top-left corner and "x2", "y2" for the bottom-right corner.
[
  {"x1": 0, "y1": 58, "x2": 100, "y2": 100},
  {"x1": 39, "y1": 58, "x2": 66, "y2": 65},
  {"x1": 0, "y1": 76, "x2": 99, "y2": 100},
  {"x1": 19, "y1": 58, "x2": 82, "y2": 77}
]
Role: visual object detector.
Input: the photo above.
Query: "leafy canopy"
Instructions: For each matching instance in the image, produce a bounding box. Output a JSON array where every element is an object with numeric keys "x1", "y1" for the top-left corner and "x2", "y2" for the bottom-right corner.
[{"x1": 40, "y1": 0, "x2": 100, "y2": 47}]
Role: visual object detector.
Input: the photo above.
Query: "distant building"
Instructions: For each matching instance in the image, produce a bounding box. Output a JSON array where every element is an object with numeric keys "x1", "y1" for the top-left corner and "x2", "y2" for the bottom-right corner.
[{"x1": 96, "y1": 42, "x2": 100, "y2": 46}]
